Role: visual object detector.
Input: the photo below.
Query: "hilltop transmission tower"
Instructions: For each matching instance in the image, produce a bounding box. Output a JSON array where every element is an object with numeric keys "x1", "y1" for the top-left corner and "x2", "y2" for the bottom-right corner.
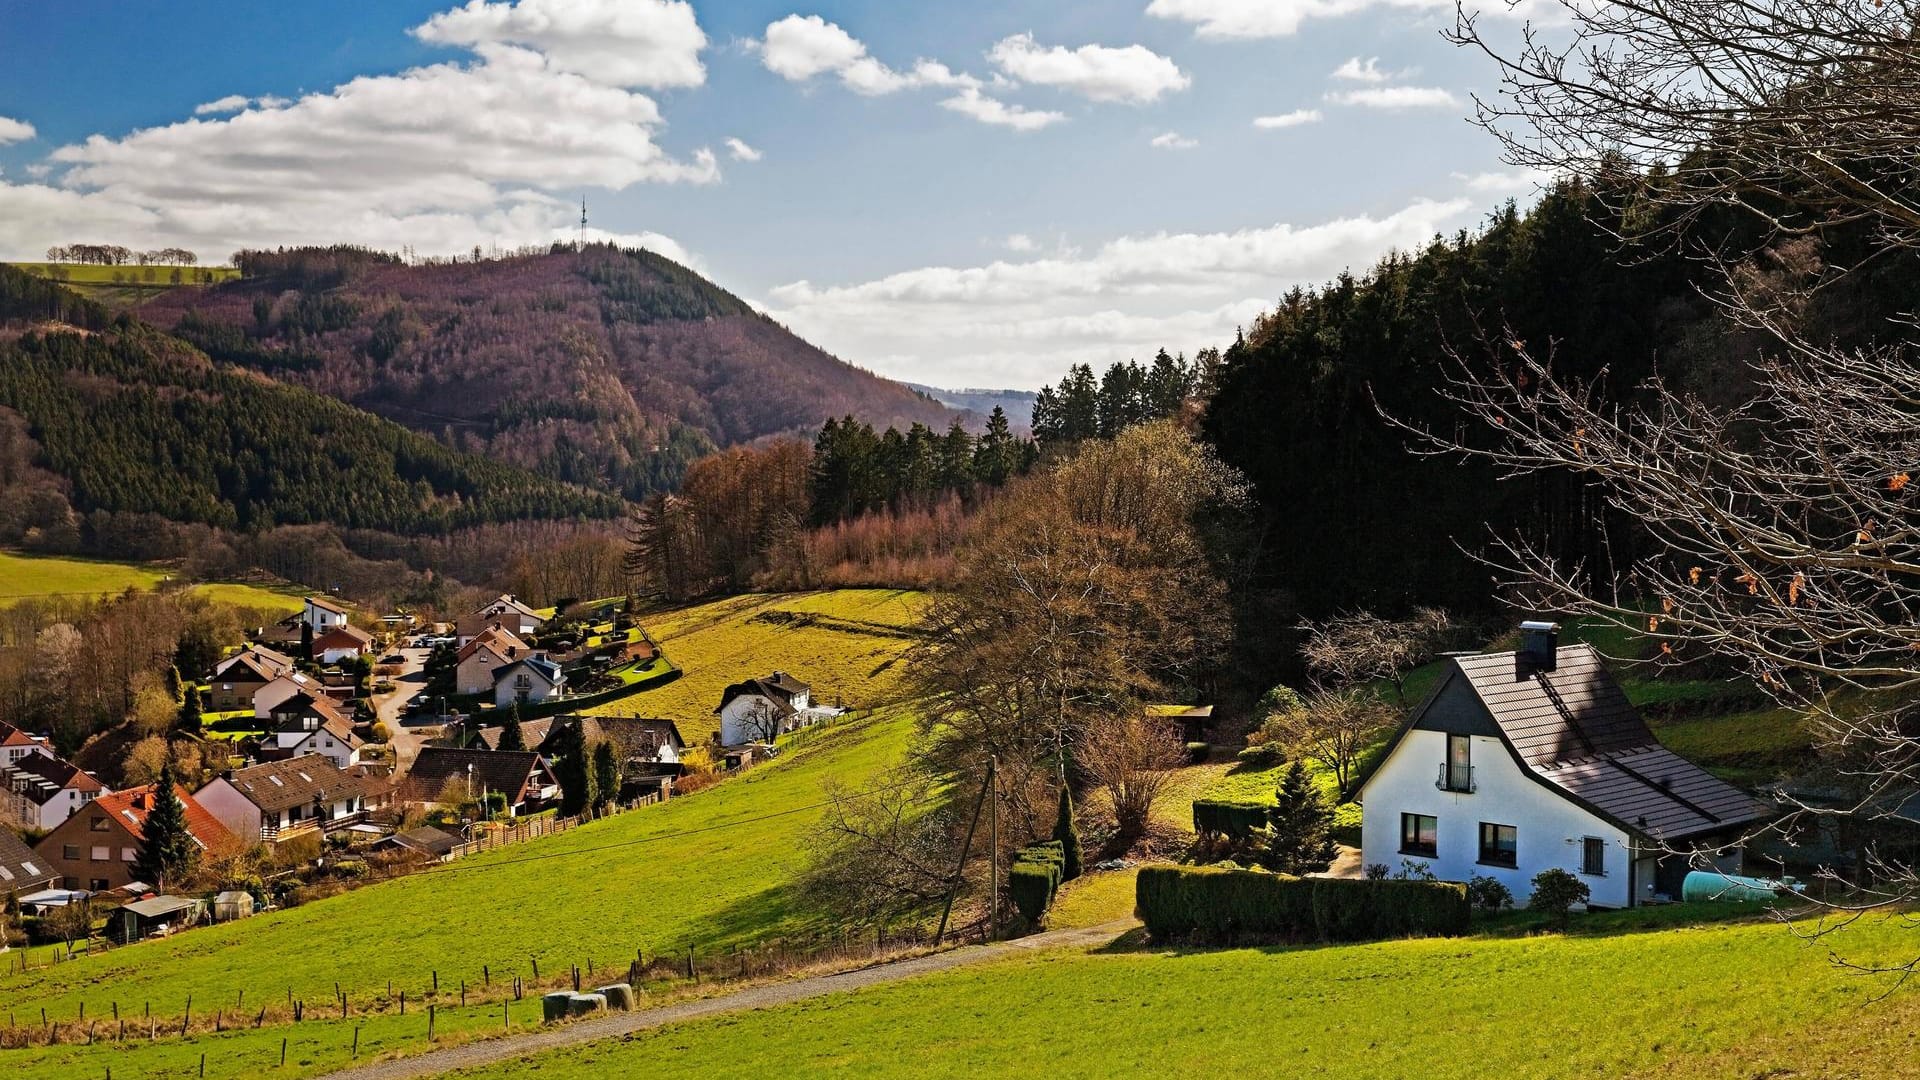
[{"x1": 578, "y1": 197, "x2": 588, "y2": 253}]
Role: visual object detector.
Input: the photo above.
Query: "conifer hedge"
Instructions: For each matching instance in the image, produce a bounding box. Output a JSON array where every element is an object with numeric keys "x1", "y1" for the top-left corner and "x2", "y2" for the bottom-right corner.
[
  {"x1": 1191, "y1": 799, "x2": 1272, "y2": 838},
  {"x1": 1135, "y1": 865, "x2": 1469, "y2": 943},
  {"x1": 1010, "y1": 841, "x2": 1066, "y2": 925}
]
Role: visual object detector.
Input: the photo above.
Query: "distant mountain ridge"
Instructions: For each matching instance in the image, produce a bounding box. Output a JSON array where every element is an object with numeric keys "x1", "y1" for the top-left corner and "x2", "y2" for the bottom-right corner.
[
  {"x1": 906, "y1": 383, "x2": 1038, "y2": 431},
  {"x1": 142, "y1": 245, "x2": 956, "y2": 499}
]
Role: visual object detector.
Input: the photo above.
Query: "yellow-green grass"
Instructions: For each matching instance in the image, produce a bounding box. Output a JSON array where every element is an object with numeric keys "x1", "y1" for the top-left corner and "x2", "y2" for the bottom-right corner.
[
  {"x1": 597, "y1": 590, "x2": 928, "y2": 744},
  {"x1": 2, "y1": 711, "x2": 917, "y2": 1076},
  {"x1": 0, "y1": 551, "x2": 303, "y2": 614},
  {"x1": 1046, "y1": 866, "x2": 1141, "y2": 929},
  {"x1": 446, "y1": 911, "x2": 1920, "y2": 1080},
  {"x1": 7, "y1": 262, "x2": 238, "y2": 286}
]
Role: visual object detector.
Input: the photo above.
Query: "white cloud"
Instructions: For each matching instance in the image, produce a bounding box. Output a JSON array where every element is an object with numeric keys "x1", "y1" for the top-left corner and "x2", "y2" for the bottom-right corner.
[
  {"x1": 1454, "y1": 168, "x2": 1551, "y2": 194},
  {"x1": 756, "y1": 15, "x2": 980, "y2": 98},
  {"x1": 1252, "y1": 109, "x2": 1321, "y2": 129},
  {"x1": 1147, "y1": 0, "x2": 1540, "y2": 39},
  {"x1": 256, "y1": 95, "x2": 292, "y2": 110},
  {"x1": 939, "y1": 88, "x2": 1066, "y2": 132},
  {"x1": 1331, "y1": 57, "x2": 1391, "y2": 83},
  {"x1": 1151, "y1": 131, "x2": 1199, "y2": 149},
  {"x1": 0, "y1": 116, "x2": 35, "y2": 145},
  {"x1": 413, "y1": 0, "x2": 707, "y2": 88},
  {"x1": 986, "y1": 33, "x2": 1190, "y2": 105},
  {"x1": 1005, "y1": 233, "x2": 1037, "y2": 252},
  {"x1": 1326, "y1": 85, "x2": 1460, "y2": 109},
  {"x1": 193, "y1": 95, "x2": 252, "y2": 116},
  {"x1": 0, "y1": 39, "x2": 717, "y2": 261},
  {"x1": 724, "y1": 137, "x2": 762, "y2": 162},
  {"x1": 765, "y1": 198, "x2": 1471, "y2": 386}
]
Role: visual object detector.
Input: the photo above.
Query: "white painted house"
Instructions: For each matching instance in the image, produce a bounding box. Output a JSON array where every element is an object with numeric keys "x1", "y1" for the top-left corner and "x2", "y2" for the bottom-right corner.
[
  {"x1": 715, "y1": 672, "x2": 840, "y2": 746},
  {"x1": 1358, "y1": 623, "x2": 1770, "y2": 908},
  {"x1": 493, "y1": 656, "x2": 565, "y2": 708},
  {"x1": 302, "y1": 596, "x2": 350, "y2": 633}
]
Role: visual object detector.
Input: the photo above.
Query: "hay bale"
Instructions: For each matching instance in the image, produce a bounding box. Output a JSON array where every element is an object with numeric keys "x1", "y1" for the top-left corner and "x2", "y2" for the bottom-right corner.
[
  {"x1": 541, "y1": 992, "x2": 574, "y2": 1024},
  {"x1": 565, "y1": 993, "x2": 607, "y2": 1017},
  {"x1": 591, "y1": 983, "x2": 635, "y2": 1011}
]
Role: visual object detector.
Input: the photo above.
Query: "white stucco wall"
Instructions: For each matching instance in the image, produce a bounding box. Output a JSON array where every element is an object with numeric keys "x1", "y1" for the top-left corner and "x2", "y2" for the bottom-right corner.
[
  {"x1": 1360, "y1": 728, "x2": 1636, "y2": 908},
  {"x1": 194, "y1": 781, "x2": 264, "y2": 840}
]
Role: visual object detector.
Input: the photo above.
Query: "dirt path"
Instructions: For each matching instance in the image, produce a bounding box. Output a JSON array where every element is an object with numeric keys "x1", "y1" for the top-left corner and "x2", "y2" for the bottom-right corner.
[{"x1": 317, "y1": 920, "x2": 1135, "y2": 1080}]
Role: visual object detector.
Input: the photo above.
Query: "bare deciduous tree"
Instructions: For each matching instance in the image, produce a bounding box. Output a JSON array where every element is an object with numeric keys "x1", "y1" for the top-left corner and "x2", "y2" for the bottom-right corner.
[
  {"x1": 800, "y1": 770, "x2": 967, "y2": 926},
  {"x1": 1300, "y1": 607, "x2": 1460, "y2": 703},
  {"x1": 1079, "y1": 712, "x2": 1185, "y2": 844},
  {"x1": 1256, "y1": 689, "x2": 1395, "y2": 795}
]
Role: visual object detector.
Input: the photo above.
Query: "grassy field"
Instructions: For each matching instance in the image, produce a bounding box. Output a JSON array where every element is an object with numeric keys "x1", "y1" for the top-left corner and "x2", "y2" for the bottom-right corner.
[
  {"x1": 445, "y1": 909, "x2": 1920, "y2": 1080},
  {"x1": 7, "y1": 262, "x2": 238, "y2": 286},
  {"x1": 0, "y1": 551, "x2": 304, "y2": 613},
  {"x1": 601, "y1": 590, "x2": 928, "y2": 744}
]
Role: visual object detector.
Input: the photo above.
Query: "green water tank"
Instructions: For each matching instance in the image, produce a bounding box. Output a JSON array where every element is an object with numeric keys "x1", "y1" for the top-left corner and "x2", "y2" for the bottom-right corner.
[{"x1": 1680, "y1": 870, "x2": 1794, "y2": 903}]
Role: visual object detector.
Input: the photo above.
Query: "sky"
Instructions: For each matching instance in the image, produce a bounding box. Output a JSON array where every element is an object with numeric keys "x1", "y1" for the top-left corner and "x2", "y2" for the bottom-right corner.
[{"x1": 0, "y1": 0, "x2": 1551, "y2": 389}]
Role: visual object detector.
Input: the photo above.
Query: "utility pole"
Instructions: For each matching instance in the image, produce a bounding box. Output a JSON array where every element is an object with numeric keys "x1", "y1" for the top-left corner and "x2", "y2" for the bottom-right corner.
[{"x1": 988, "y1": 754, "x2": 999, "y2": 941}]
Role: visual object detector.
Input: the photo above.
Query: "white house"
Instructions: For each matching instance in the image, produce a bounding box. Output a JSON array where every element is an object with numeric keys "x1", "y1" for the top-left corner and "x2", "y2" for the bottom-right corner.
[
  {"x1": 1358, "y1": 623, "x2": 1771, "y2": 908},
  {"x1": 0, "y1": 755, "x2": 108, "y2": 831},
  {"x1": 0, "y1": 721, "x2": 52, "y2": 767},
  {"x1": 715, "y1": 672, "x2": 840, "y2": 746},
  {"x1": 457, "y1": 595, "x2": 545, "y2": 645},
  {"x1": 253, "y1": 672, "x2": 320, "y2": 720},
  {"x1": 195, "y1": 755, "x2": 387, "y2": 843},
  {"x1": 494, "y1": 656, "x2": 566, "y2": 708},
  {"x1": 302, "y1": 596, "x2": 350, "y2": 633},
  {"x1": 456, "y1": 628, "x2": 537, "y2": 696},
  {"x1": 265, "y1": 691, "x2": 365, "y2": 768}
]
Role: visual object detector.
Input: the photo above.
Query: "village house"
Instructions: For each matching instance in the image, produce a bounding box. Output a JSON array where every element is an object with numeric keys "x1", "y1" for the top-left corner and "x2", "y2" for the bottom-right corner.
[
  {"x1": 378, "y1": 824, "x2": 461, "y2": 862},
  {"x1": 456, "y1": 594, "x2": 545, "y2": 645},
  {"x1": 263, "y1": 690, "x2": 365, "y2": 768},
  {"x1": 1358, "y1": 623, "x2": 1773, "y2": 907},
  {"x1": 494, "y1": 655, "x2": 565, "y2": 708},
  {"x1": 484, "y1": 715, "x2": 684, "y2": 798},
  {"x1": 0, "y1": 720, "x2": 51, "y2": 767},
  {"x1": 208, "y1": 646, "x2": 297, "y2": 711},
  {"x1": 35, "y1": 784, "x2": 236, "y2": 892},
  {"x1": 312, "y1": 623, "x2": 376, "y2": 665},
  {"x1": 195, "y1": 755, "x2": 391, "y2": 843},
  {"x1": 455, "y1": 627, "x2": 539, "y2": 696},
  {"x1": 404, "y1": 746, "x2": 557, "y2": 816},
  {"x1": 715, "y1": 672, "x2": 839, "y2": 746},
  {"x1": 302, "y1": 595, "x2": 350, "y2": 632},
  {"x1": 0, "y1": 754, "x2": 108, "y2": 830},
  {"x1": 252, "y1": 671, "x2": 321, "y2": 719},
  {"x1": 0, "y1": 829, "x2": 58, "y2": 894}
]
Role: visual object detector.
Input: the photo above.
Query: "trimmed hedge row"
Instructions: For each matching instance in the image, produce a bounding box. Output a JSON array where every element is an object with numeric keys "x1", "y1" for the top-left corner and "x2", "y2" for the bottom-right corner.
[
  {"x1": 1136, "y1": 864, "x2": 1469, "y2": 943},
  {"x1": 1192, "y1": 799, "x2": 1271, "y2": 838},
  {"x1": 1010, "y1": 841, "x2": 1066, "y2": 925}
]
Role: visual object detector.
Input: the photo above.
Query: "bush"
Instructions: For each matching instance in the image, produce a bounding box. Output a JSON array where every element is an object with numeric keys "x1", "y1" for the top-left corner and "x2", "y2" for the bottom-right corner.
[
  {"x1": 1192, "y1": 799, "x2": 1271, "y2": 838},
  {"x1": 1135, "y1": 865, "x2": 1469, "y2": 944},
  {"x1": 369, "y1": 721, "x2": 391, "y2": 743},
  {"x1": 1236, "y1": 743, "x2": 1284, "y2": 768},
  {"x1": 1009, "y1": 841, "x2": 1066, "y2": 926},
  {"x1": 1185, "y1": 742, "x2": 1210, "y2": 764},
  {"x1": 1467, "y1": 875, "x2": 1513, "y2": 912},
  {"x1": 1529, "y1": 868, "x2": 1590, "y2": 925}
]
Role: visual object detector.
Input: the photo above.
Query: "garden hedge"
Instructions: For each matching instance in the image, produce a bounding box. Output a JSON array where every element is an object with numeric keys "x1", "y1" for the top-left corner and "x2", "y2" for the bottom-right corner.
[
  {"x1": 1010, "y1": 841, "x2": 1066, "y2": 925},
  {"x1": 1135, "y1": 864, "x2": 1469, "y2": 943},
  {"x1": 1192, "y1": 799, "x2": 1272, "y2": 838}
]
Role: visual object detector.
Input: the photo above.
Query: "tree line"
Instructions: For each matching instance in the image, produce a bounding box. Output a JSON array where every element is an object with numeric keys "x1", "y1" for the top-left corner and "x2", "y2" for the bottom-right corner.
[
  {"x1": 43, "y1": 244, "x2": 201, "y2": 267},
  {"x1": 1031, "y1": 349, "x2": 1220, "y2": 447}
]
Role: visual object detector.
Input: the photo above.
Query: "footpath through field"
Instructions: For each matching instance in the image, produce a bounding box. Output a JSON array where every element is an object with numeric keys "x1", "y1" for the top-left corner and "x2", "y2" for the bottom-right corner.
[{"x1": 318, "y1": 920, "x2": 1135, "y2": 1080}]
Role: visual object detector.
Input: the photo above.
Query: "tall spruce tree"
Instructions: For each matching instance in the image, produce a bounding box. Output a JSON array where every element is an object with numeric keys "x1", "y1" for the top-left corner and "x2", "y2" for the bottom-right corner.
[
  {"x1": 550, "y1": 721, "x2": 594, "y2": 817},
  {"x1": 134, "y1": 759, "x2": 198, "y2": 891},
  {"x1": 1262, "y1": 761, "x2": 1338, "y2": 875},
  {"x1": 497, "y1": 704, "x2": 527, "y2": 752},
  {"x1": 591, "y1": 741, "x2": 620, "y2": 812},
  {"x1": 176, "y1": 685, "x2": 202, "y2": 734},
  {"x1": 1052, "y1": 785, "x2": 1083, "y2": 881}
]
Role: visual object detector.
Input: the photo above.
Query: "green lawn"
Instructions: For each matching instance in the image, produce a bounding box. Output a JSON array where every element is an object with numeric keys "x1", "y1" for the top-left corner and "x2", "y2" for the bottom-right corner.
[
  {"x1": 0, "y1": 550, "x2": 303, "y2": 613},
  {"x1": 7, "y1": 261, "x2": 238, "y2": 286},
  {"x1": 11, "y1": 714, "x2": 915, "y2": 1078},
  {"x1": 597, "y1": 590, "x2": 928, "y2": 744},
  {"x1": 443, "y1": 909, "x2": 1920, "y2": 1080}
]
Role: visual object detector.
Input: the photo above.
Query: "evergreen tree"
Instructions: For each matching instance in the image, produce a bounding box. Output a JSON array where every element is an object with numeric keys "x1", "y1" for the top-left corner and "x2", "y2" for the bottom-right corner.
[
  {"x1": 497, "y1": 704, "x2": 527, "y2": 752},
  {"x1": 1262, "y1": 761, "x2": 1339, "y2": 875},
  {"x1": 549, "y1": 721, "x2": 595, "y2": 817},
  {"x1": 1052, "y1": 785, "x2": 1083, "y2": 881},
  {"x1": 176, "y1": 685, "x2": 202, "y2": 734},
  {"x1": 300, "y1": 621, "x2": 314, "y2": 662},
  {"x1": 591, "y1": 740, "x2": 620, "y2": 812},
  {"x1": 972, "y1": 407, "x2": 1020, "y2": 486},
  {"x1": 134, "y1": 759, "x2": 199, "y2": 891},
  {"x1": 163, "y1": 665, "x2": 184, "y2": 705}
]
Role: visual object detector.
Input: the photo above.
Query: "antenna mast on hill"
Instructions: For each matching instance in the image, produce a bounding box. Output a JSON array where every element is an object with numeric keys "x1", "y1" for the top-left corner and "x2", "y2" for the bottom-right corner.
[{"x1": 578, "y1": 197, "x2": 588, "y2": 253}]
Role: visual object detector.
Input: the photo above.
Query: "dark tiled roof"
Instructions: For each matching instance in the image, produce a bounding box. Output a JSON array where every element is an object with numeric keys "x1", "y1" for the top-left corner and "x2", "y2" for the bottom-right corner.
[
  {"x1": 307, "y1": 596, "x2": 349, "y2": 615},
  {"x1": 715, "y1": 672, "x2": 809, "y2": 715},
  {"x1": 0, "y1": 829, "x2": 56, "y2": 891},
  {"x1": 213, "y1": 754, "x2": 376, "y2": 813},
  {"x1": 6, "y1": 755, "x2": 105, "y2": 805},
  {"x1": 389, "y1": 826, "x2": 460, "y2": 857},
  {"x1": 1448, "y1": 644, "x2": 1771, "y2": 840},
  {"x1": 533, "y1": 715, "x2": 684, "y2": 762},
  {"x1": 406, "y1": 747, "x2": 552, "y2": 804}
]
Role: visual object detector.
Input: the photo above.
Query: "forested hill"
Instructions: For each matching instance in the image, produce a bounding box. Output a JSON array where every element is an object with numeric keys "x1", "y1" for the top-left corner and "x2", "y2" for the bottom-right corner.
[
  {"x1": 0, "y1": 265, "x2": 622, "y2": 534},
  {"x1": 141, "y1": 244, "x2": 956, "y2": 499}
]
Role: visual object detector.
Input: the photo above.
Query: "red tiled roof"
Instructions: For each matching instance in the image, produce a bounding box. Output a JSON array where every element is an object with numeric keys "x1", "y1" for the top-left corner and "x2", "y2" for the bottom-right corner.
[{"x1": 91, "y1": 785, "x2": 238, "y2": 852}]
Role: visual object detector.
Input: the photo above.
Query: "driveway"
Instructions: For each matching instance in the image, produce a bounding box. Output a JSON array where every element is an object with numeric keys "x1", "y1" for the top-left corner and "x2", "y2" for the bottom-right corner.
[
  {"x1": 371, "y1": 645, "x2": 434, "y2": 771},
  {"x1": 316, "y1": 920, "x2": 1135, "y2": 1080}
]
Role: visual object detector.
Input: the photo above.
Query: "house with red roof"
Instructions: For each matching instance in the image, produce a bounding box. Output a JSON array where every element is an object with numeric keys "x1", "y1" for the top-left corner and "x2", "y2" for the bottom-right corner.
[{"x1": 34, "y1": 785, "x2": 236, "y2": 892}]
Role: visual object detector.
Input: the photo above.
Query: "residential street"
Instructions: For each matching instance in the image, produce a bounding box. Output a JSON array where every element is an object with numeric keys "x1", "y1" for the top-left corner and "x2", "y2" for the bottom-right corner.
[
  {"x1": 315, "y1": 920, "x2": 1137, "y2": 1080},
  {"x1": 371, "y1": 644, "x2": 434, "y2": 772}
]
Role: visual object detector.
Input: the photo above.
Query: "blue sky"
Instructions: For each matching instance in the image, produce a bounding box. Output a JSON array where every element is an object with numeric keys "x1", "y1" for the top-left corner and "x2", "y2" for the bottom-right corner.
[{"x1": 0, "y1": 1, "x2": 1545, "y2": 388}]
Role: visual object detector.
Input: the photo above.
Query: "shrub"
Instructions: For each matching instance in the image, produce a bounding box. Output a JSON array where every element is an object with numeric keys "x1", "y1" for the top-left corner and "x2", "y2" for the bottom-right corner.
[
  {"x1": 1009, "y1": 841, "x2": 1066, "y2": 926},
  {"x1": 369, "y1": 721, "x2": 391, "y2": 743},
  {"x1": 1192, "y1": 799, "x2": 1270, "y2": 838},
  {"x1": 1050, "y1": 788, "x2": 1082, "y2": 882},
  {"x1": 1529, "y1": 868, "x2": 1590, "y2": 925},
  {"x1": 1135, "y1": 864, "x2": 1469, "y2": 944},
  {"x1": 1236, "y1": 743, "x2": 1284, "y2": 768},
  {"x1": 1467, "y1": 875, "x2": 1513, "y2": 912},
  {"x1": 1185, "y1": 742, "x2": 1210, "y2": 764}
]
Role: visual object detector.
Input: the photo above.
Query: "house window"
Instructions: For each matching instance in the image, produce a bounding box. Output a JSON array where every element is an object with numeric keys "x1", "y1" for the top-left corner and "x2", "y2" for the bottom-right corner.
[
  {"x1": 121, "y1": 848, "x2": 136, "y2": 862},
  {"x1": 1477, "y1": 822, "x2": 1518, "y2": 867},
  {"x1": 89, "y1": 815, "x2": 109, "y2": 831},
  {"x1": 1582, "y1": 836, "x2": 1607, "y2": 876},
  {"x1": 89, "y1": 846, "x2": 108, "y2": 862},
  {"x1": 88, "y1": 878, "x2": 108, "y2": 891},
  {"x1": 61, "y1": 844, "x2": 79, "y2": 860},
  {"x1": 1441, "y1": 734, "x2": 1473, "y2": 792},
  {"x1": 1400, "y1": 813, "x2": 1438, "y2": 857}
]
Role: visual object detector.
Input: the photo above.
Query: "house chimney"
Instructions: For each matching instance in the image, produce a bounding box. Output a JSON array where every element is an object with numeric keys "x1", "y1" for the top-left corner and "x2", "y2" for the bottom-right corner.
[{"x1": 1514, "y1": 620, "x2": 1561, "y2": 680}]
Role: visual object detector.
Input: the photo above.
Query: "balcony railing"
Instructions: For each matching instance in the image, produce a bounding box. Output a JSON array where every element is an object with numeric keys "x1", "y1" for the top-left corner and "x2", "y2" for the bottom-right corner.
[{"x1": 1436, "y1": 763, "x2": 1475, "y2": 793}]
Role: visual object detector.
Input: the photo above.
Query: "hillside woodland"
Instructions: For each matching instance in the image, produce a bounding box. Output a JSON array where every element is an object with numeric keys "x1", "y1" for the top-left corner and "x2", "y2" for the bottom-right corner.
[{"x1": 144, "y1": 244, "x2": 958, "y2": 499}]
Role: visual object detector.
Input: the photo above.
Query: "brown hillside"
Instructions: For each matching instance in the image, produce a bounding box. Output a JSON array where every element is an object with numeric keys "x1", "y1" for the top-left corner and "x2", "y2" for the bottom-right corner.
[{"x1": 142, "y1": 245, "x2": 954, "y2": 498}]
